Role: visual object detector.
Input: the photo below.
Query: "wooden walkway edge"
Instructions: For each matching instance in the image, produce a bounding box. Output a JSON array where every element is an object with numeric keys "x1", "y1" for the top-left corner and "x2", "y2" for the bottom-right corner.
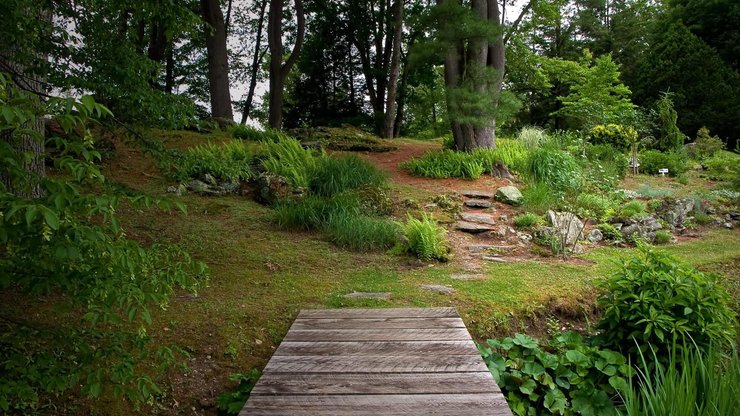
[{"x1": 240, "y1": 307, "x2": 512, "y2": 415}]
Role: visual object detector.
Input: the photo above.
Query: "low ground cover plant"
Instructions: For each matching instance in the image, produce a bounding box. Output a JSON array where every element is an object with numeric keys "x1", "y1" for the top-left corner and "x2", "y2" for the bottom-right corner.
[
  {"x1": 513, "y1": 213, "x2": 544, "y2": 229},
  {"x1": 173, "y1": 141, "x2": 256, "y2": 183},
  {"x1": 261, "y1": 136, "x2": 322, "y2": 188},
  {"x1": 480, "y1": 332, "x2": 630, "y2": 416},
  {"x1": 395, "y1": 214, "x2": 450, "y2": 261}
]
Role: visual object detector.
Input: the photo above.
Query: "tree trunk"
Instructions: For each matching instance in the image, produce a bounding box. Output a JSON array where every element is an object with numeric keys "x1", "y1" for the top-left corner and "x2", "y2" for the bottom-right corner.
[
  {"x1": 165, "y1": 41, "x2": 175, "y2": 94},
  {"x1": 201, "y1": 0, "x2": 233, "y2": 120},
  {"x1": 268, "y1": 0, "x2": 305, "y2": 129},
  {"x1": 240, "y1": 0, "x2": 268, "y2": 125},
  {"x1": 383, "y1": 0, "x2": 403, "y2": 138}
]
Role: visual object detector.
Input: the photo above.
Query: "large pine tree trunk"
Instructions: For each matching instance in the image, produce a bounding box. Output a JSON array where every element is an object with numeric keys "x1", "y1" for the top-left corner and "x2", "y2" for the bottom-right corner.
[
  {"x1": 201, "y1": 0, "x2": 233, "y2": 120},
  {"x1": 383, "y1": 0, "x2": 403, "y2": 138}
]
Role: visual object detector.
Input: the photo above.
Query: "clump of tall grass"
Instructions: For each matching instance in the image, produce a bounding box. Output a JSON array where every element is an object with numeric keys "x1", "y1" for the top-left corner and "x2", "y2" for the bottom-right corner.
[
  {"x1": 232, "y1": 125, "x2": 286, "y2": 142},
  {"x1": 310, "y1": 155, "x2": 387, "y2": 197},
  {"x1": 516, "y1": 126, "x2": 550, "y2": 150},
  {"x1": 325, "y1": 214, "x2": 399, "y2": 251},
  {"x1": 272, "y1": 194, "x2": 361, "y2": 230},
  {"x1": 396, "y1": 214, "x2": 449, "y2": 261},
  {"x1": 513, "y1": 212, "x2": 543, "y2": 229},
  {"x1": 619, "y1": 344, "x2": 739, "y2": 416},
  {"x1": 175, "y1": 141, "x2": 256, "y2": 182},
  {"x1": 261, "y1": 136, "x2": 322, "y2": 188},
  {"x1": 525, "y1": 148, "x2": 583, "y2": 191},
  {"x1": 521, "y1": 183, "x2": 560, "y2": 214}
]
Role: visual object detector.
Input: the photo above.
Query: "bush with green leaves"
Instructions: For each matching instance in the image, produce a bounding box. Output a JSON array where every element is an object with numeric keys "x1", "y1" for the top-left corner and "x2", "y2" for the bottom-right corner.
[
  {"x1": 261, "y1": 136, "x2": 322, "y2": 188},
  {"x1": 589, "y1": 124, "x2": 638, "y2": 152},
  {"x1": 479, "y1": 332, "x2": 631, "y2": 416},
  {"x1": 619, "y1": 343, "x2": 739, "y2": 416},
  {"x1": 687, "y1": 127, "x2": 724, "y2": 160},
  {"x1": 0, "y1": 78, "x2": 207, "y2": 410},
  {"x1": 597, "y1": 223, "x2": 623, "y2": 241},
  {"x1": 513, "y1": 213, "x2": 543, "y2": 229},
  {"x1": 639, "y1": 150, "x2": 688, "y2": 177},
  {"x1": 173, "y1": 141, "x2": 256, "y2": 182},
  {"x1": 704, "y1": 152, "x2": 740, "y2": 189},
  {"x1": 526, "y1": 148, "x2": 583, "y2": 191},
  {"x1": 575, "y1": 193, "x2": 617, "y2": 221},
  {"x1": 216, "y1": 370, "x2": 261, "y2": 415},
  {"x1": 619, "y1": 200, "x2": 647, "y2": 218},
  {"x1": 396, "y1": 214, "x2": 449, "y2": 261},
  {"x1": 309, "y1": 155, "x2": 387, "y2": 197},
  {"x1": 596, "y1": 248, "x2": 736, "y2": 365},
  {"x1": 584, "y1": 144, "x2": 629, "y2": 190},
  {"x1": 653, "y1": 230, "x2": 672, "y2": 245}
]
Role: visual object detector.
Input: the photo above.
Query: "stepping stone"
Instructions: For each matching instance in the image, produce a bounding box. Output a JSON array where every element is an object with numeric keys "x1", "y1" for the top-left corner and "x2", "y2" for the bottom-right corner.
[
  {"x1": 450, "y1": 274, "x2": 486, "y2": 280},
  {"x1": 464, "y1": 199, "x2": 493, "y2": 208},
  {"x1": 460, "y1": 213, "x2": 496, "y2": 225},
  {"x1": 344, "y1": 291, "x2": 391, "y2": 300},
  {"x1": 461, "y1": 190, "x2": 494, "y2": 199},
  {"x1": 466, "y1": 245, "x2": 495, "y2": 253},
  {"x1": 420, "y1": 284, "x2": 455, "y2": 294},
  {"x1": 482, "y1": 255, "x2": 508, "y2": 263},
  {"x1": 455, "y1": 221, "x2": 494, "y2": 234}
]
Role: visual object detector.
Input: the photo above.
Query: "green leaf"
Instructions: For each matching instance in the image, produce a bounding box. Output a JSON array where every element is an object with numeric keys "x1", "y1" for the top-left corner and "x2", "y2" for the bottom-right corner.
[
  {"x1": 565, "y1": 350, "x2": 591, "y2": 367},
  {"x1": 544, "y1": 389, "x2": 567, "y2": 413},
  {"x1": 40, "y1": 206, "x2": 60, "y2": 230},
  {"x1": 519, "y1": 378, "x2": 537, "y2": 396}
]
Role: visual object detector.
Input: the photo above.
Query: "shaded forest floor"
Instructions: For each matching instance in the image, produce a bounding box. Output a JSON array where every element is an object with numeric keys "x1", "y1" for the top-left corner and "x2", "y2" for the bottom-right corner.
[{"x1": 7, "y1": 130, "x2": 739, "y2": 415}]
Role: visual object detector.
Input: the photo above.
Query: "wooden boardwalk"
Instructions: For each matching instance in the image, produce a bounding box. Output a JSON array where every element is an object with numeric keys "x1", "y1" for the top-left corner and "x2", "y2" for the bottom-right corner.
[{"x1": 240, "y1": 307, "x2": 512, "y2": 415}]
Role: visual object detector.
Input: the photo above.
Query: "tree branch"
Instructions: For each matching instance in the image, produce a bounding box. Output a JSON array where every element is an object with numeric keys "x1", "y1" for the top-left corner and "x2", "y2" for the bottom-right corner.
[{"x1": 504, "y1": 0, "x2": 535, "y2": 44}]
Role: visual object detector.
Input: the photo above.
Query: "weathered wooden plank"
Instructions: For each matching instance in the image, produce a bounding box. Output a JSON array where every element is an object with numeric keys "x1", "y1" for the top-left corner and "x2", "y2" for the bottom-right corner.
[
  {"x1": 290, "y1": 317, "x2": 465, "y2": 330},
  {"x1": 250, "y1": 372, "x2": 500, "y2": 395},
  {"x1": 274, "y1": 341, "x2": 479, "y2": 356},
  {"x1": 240, "y1": 394, "x2": 512, "y2": 416},
  {"x1": 297, "y1": 307, "x2": 458, "y2": 319},
  {"x1": 262, "y1": 354, "x2": 488, "y2": 373},
  {"x1": 283, "y1": 328, "x2": 471, "y2": 342}
]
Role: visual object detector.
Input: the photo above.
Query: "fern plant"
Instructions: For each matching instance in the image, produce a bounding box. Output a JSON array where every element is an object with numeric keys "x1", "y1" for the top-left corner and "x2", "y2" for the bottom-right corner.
[
  {"x1": 261, "y1": 136, "x2": 322, "y2": 188},
  {"x1": 396, "y1": 214, "x2": 450, "y2": 261}
]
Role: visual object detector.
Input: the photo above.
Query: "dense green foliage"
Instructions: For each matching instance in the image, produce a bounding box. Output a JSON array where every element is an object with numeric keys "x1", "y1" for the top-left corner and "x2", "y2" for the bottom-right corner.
[
  {"x1": 480, "y1": 332, "x2": 630, "y2": 416},
  {"x1": 261, "y1": 137, "x2": 322, "y2": 188},
  {"x1": 173, "y1": 141, "x2": 257, "y2": 183},
  {"x1": 513, "y1": 213, "x2": 544, "y2": 229},
  {"x1": 326, "y1": 214, "x2": 399, "y2": 252},
  {"x1": 216, "y1": 370, "x2": 261, "y2": 415},
  {"x1": 574, "y1": 194, "x2": 617, "y2": 222},
  {"x1": 596, "y1": 248, "x2": 736, "y2": 364},
  {"x1": 619, "y1": 344, "x2": 739, "y2": 416},
  {"x1": 0, "y1": 77, "x2": 206, "y2": 410},
  {"x1": 310, "y1": 155, "x2": 388, "y2": 197},
  {"x1": 526, "y1": 149, "x2": 582, "y2": 191},
  {"x1": 619, "y1": 201, "x2": 647, "y2": 219},
  {"x1": 588, "y1": 124, "x2": 637, "y2": 152},
  {"x1": 688, "y1": 127, "x2": 724, "y2": 160},
  {"x1": 639, "y1": 150, "x2": 688, "y2": 177},
  {"x1": 396, "y1": 215, "x2": 449, "y2": 262}
]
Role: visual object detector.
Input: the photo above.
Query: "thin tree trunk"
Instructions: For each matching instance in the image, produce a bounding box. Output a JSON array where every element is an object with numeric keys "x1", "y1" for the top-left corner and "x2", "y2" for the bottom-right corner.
[
  {"x1": 268, "y1": 0, "x2": 305, "y2": 129},
  {"x1": 201, "y1": 0, "x2": 234, "y2": 120},
  {"x1": 383, "y1": 0, "x2": 403, "y2": 138},
  {"x1": 165, "y1": 41, "x2": 175, "y2": 94},
  {"x1": 240, "y1": 0, "x2": 268, "y2": 124}
]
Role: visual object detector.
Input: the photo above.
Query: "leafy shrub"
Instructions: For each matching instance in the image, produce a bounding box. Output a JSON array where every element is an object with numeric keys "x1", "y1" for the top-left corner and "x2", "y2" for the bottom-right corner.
[
  {"x1": 585, "y1": 144, "x2": 629, "y2": 180},
  {"x1": 175, "y1": 141, "x2": 255, "y2": 182},
  {"x1": 596, "y1": 248, "x2": 736, "y2": 364},
  {"x1": 396, "y1": 214, "x2": 449, "y2": 261},
  {"x1": 232, "y1": 125, "x2": 286, "y2": 142},
  {"x1": 479, "y1": 332, "x2": 631, "y2": 416},
  {"x1": 704, "y1": 152, "x2": 740, "y2": 189},
  {"x1": 687, "y1": 127, "x2": 724, "y2": 160},
  {"x1": 589, "y1": 124, "x2": 638, "y2": 151},
  {"x1": 516, "y1": 126, "x2": 549, "y2": 149},
  {"x1": 639, "y1": 150, "x2": 688, "y2": 177},
  {"x1": 262, "y1": 136, "x2": 322, "y2": 188},
  {"x1": 521, "y1": 183, "x2": 559, "y2": 215},
  {"x1": 310, "y1": 155, "x2": 387, "y2": 197},
  {"x1": 526, "y1": 148, "x2": 582, "y2": 191},
  {"x1": 513, "y1": 213, "x2": 543, "y2": 229},
  {"x1": 217, "y1": 370, "x2": 260, "y2": 415},
  {"x1": 575, "y1": 193, "x2": 616, "y2": 221},
  {"x1": 620, "y1": 200, "x2": 646, "y2": 218},
  {"x1": 597, "y1": 223, "x2": 622, "y2": 241},
  {"x1": 653, "y1": 92, "x2": 686, "y2": 152},
  {"x1": 619, "y1": 344, "x2": 739, "y2": 416},
  {"x1": 325, "y1": 214, "x2": 399, "y2": 252},
  {"x1": 653, "y1": 230, "x2": 672, "y2": 245},
  {"x1": 693, "y1": 212, "x2": 714, "y2": 226}
]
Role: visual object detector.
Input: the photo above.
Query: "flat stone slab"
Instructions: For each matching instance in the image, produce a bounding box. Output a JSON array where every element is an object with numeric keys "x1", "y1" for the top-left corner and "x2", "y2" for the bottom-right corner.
[
  {"x1": 466, "y1": 245, "x2": 495, "y2": 253},
  {"x1": 461, "y1": 190, "x2": 494, "y2": 199},
  {"x1": 420, "y1": 284, "x2": 455, "y2": 294},
  {"x1": 455, "y1": 221, "x2": 494, "y2": 234},
  {"x1": 344, "y1": 292, "x2": 392, "y2": 300},
  {"x1": 482, "y1": 255, "x2": 508, "y2": 263},
  {"x1": 450, "y1": 274, "x2": 486, "y2": 280},
  {"x1": 464, "y1": 199, "x2": 493, "y2": 208},
  {"x1": 460, "y1": 213, "x2": 496, "y2": 225}
]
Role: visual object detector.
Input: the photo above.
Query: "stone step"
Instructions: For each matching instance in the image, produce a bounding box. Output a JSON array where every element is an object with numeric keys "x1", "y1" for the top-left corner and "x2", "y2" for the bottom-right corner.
[
  {"x1": 459, "y1": 213, "x2": 496, "y2": 225},
  {"x1": 455, "y1": 221, "x2": 494, "y2": 234},
  {"x1": 482, "y1": 255, "x2": 509, "y2": 263},
  {"x1": 464, "y1": 199, "x2": 493, "y2": 209},
  {"x1": 450, "y1": 273, "x2": 487, "y2": 280},
  {"x1": 420, "y1": 284, "x2": 455, "y2": 294},
  {"x1": 344, "y1": 292, "x2": 391, "y2": 300},
  {"x1": 461, "y1": 190, "x2": 494, "y2": 199}
]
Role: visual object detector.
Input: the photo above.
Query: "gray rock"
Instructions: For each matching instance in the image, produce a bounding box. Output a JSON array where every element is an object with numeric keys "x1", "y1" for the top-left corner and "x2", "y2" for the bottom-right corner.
[
  {"x1": 344, "y1": 292, "x2": 391, "y2": 300},
  {"x1": 499, "y1": 215, "x2": 508, "y2": 222},
  {"x1": 167, "y1": 184, "x2": 187, "y2": 196},
  {"x1": 545, "y1": 210, "x2": 585, "y2": 246},
  {"x1": 496, "y1": 224, "x2": 508, "y2": 238},
  {"x1": 517, "y1": 232, "x2": 533, "y2": 242},
  {"x1": 460, "y1": 213, "x2": 496, "y2": 225},
  {"x1": 464, "y1": 199, "x2": 493, "y2": 208},
  {"x1": 466, "y1": 245, "x2": 494, "y2": 253},
  {"x1": 725, "y1": 222, "x2": 734, "y2": 229},
  {"x1": 587, "y1": 229, "x2": 604, "y2": 243},
  {"x1": 420, "y1": 284, "x2": 455, "y2": 294},
  {"x1": 462, "y1": 190, "x2": 494, "y2": 199},
  {"x1": 455, "y1": 221, "x2": 494, "y2": 234},
  {"x1": 494, "y1": 186, "x2": 523, "y2": 206},
  {"x1": 203, "y1": 173, "x2": 218, "y2": 186},
  {"x1": 187, "y1": 179, "x2": 220, "y2": 195},
  {"x1": 729, "y1": 212, "x2": 740, "y2": 221},
  {"x1": 658, "y1": 198, "x2": 695, "y2": 229},
  {"x1": 483, "y1": 255, "x2": 508, "y2": 263},
  {"x1": 221, "y1": 181, "x2": 240, "y2": 194}
]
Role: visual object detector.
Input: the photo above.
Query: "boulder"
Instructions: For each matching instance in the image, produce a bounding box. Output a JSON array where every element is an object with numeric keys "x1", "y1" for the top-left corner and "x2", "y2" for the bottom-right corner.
[
  {"x1": 657, "y1": 198, "x2": 695, "y2": 230},
  {"x1": 620, "y1": 216, "x2": 663, "y2": 242},
  {"x1": 464, "y1": 199, "x2": 493, "y2": 208},
  {"x1": 494, "y1": 186, "x2": 523, "y2": 206},
  {"x1": 256, "y1": 172, "x2": 305, "y2": 205},
  {"x1": 587, "y1": 229, "x2": 603, "y2": 243},
  {"x1": 545, "y1": 210, "x2": 585, "y2": 246}
]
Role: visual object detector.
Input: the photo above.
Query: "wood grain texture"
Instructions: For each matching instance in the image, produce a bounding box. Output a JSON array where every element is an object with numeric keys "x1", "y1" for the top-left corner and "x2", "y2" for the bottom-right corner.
[
  {"x1": 242, "y1": 307, "x2": 512, "y2": 415},
  {"x1": 274, "y1": 341, "x2": 479, "y2": 356},
  {"x1": 250, "y1": 372, "x2": 501, "y2": 395},
  {"x1": 297, "y1": 307, "x2": 458, "y2": 319},
  {"x1": 240, "y1": 394, "x2": 512, "y2": 415},
  {"x1": 290, "y1": 317, "x2": 466, "y2": 330}
]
